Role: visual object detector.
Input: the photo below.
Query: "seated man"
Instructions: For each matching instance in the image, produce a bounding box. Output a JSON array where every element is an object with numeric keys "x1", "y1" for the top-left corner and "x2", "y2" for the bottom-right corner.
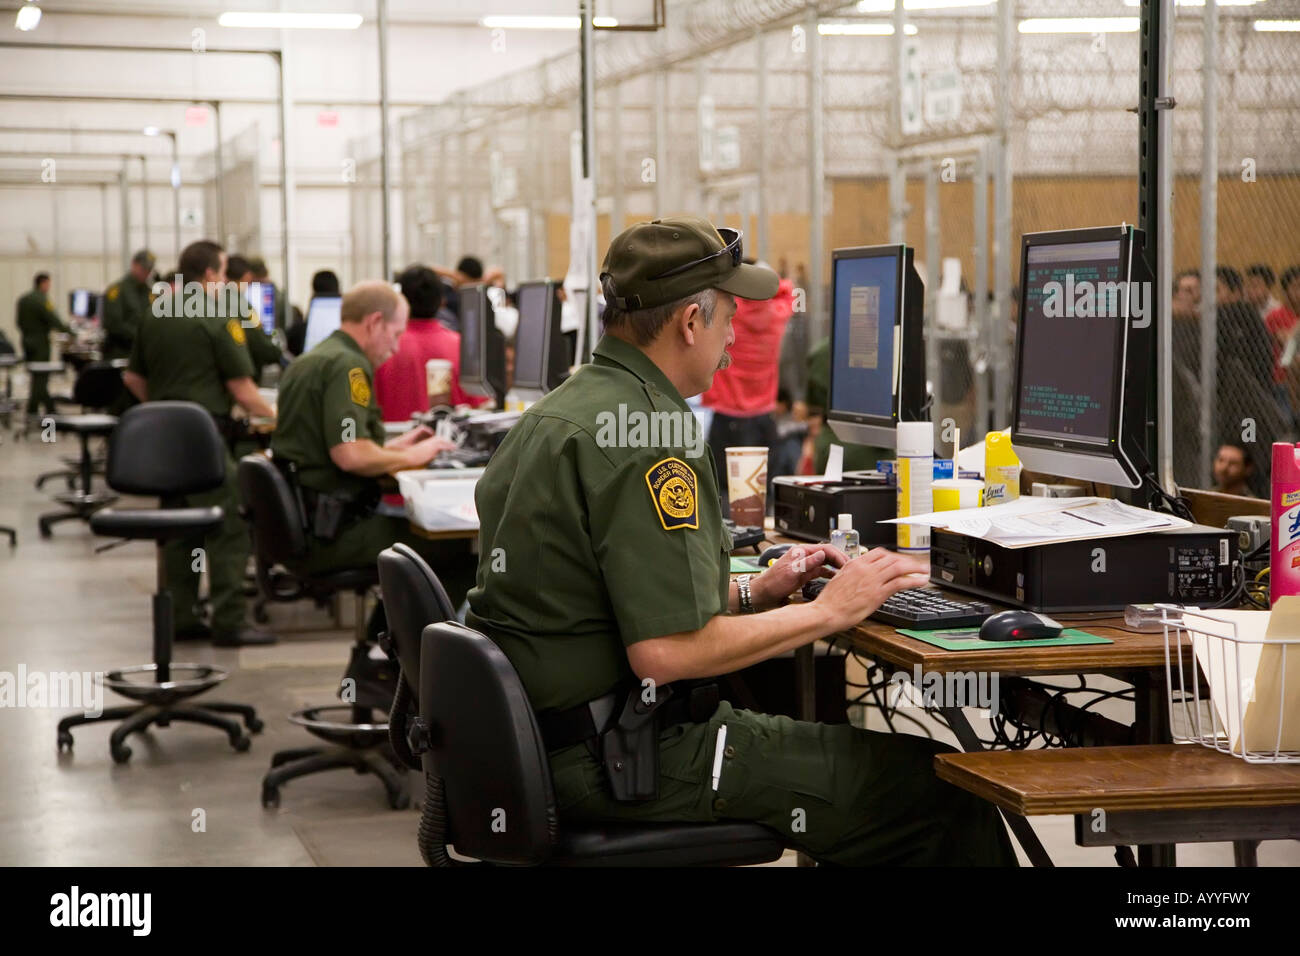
[
  {"x1": 271, "y1": 280, "x2": 478, "y2": 607},
  {"x1": 467, "y1": 217, "x2": 1017, "y2": 866}
]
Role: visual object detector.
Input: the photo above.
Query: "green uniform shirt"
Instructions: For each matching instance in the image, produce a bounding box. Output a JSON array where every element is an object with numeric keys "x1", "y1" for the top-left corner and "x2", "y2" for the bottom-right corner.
[
  {"x1": 466, "y1": 335, "x2": 731, "y2": 713},
  {"x1": 16, "y1": 290, "x2": 69, "y2": 361},
  {"x1": 128, "y1": 300, "x2": 253, "y2": 416},
  {"x1": 101, "y1": 274, "x2": 152, "y2": 360},
  {"x1": 238, "y1": 301, "x2": 284, "y2": 371},
  {"x1": 271, "y1": 328, "x2": 385, "y2": 496}
]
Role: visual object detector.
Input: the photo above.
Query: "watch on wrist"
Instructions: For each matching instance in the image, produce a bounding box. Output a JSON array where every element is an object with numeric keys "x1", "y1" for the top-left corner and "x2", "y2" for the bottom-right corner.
[{"x1": 736, "y1": 574, "x2": 756, "y2": 614}]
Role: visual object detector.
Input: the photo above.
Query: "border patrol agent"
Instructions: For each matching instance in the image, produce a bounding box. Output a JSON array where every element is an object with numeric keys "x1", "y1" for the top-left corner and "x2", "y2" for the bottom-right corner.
[
  {"x1": 467, "y1": 216, "x2": 1017, "y2": 865},
  {"x1": 271, "y1": 280, "x2": 478, "y2": 610},
  {"x1": 123, "y1": 240, "x2": 277, "y2": 647},
  {"x1": 16, "y1": 272, "x2": 70, "y2": 418},
  {"x1": 102, "y1": 250, "x2": 156, "y2": 363}
]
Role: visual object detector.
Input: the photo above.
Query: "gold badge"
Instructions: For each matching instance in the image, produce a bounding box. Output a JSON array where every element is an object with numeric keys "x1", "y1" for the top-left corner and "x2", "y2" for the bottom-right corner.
[
  {"x1": 645, "y1": 457, "x2": 698, "y2": 531},
  {"x1": 348, "y1": 367, "x2": 371, "y2": 407},
  {"x1": 106, "y1": 285, "x2": 120, "y2": 302},
  {"x1": 226, "y1": 319, "x2": 246, "y2": 345}
]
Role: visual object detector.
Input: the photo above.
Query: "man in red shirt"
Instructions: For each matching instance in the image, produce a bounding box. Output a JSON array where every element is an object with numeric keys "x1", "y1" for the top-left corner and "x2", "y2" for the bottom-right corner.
[
  {"x1": 374, "y1": 265, "x2": 488, "y2": 421},
  {"x1": 701, "y1": 258, "x2": 796, "y2": 502}
]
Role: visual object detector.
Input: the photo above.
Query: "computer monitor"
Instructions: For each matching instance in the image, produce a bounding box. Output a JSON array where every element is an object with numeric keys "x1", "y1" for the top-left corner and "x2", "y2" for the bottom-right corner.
[
  {"x1": 302, "y1": 295, "x2": 342, "y2": 352},
  {"x1": 1010, "y1": 224, "x2": 1154, "y2": 489},
  {"x1": 69, "y1": 289, "x2": 97, "y2": 319},
  {"x1": 512, "y1": 280, "x2": 569, "y2": 395},
  {"x1": 826, "y1": 244, "x2": 926, "y2": 448},
  {"x1": 246, "y1": 282, "x2": 276, "y2": 335},
  {"x1": 458, "y1": 285, "x2": 507, "y2": 407}
]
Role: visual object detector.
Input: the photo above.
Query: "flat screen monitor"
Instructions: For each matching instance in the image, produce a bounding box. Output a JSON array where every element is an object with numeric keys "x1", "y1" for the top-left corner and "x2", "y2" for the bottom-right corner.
[
  {"x1": 69, "y1": 289, "x2": 97, "y2": 319},
  {"x1": 827, "y1": 244, "x2": 926, "y2": 448},
  {"x1": 246, "y1": 282, "x2": 276, "y2": 335},
  {"x1": 458, "y1": 285, "x2": 507, "y2": 406},
  {"x1": 512, "y1": 280, "x2": 569, "y2": 394},
  {"x1": 303, "y1": 296, "x2": 342, "y2": 353},
  {"x1": 1010, "y1": 224, "x2": 1153, "y2": 489}
]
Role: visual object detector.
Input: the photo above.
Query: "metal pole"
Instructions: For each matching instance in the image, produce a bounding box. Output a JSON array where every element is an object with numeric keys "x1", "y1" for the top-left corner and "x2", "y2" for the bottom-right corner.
[
  {"x1": 169, "y1": 132, "x2": 181, "y2": 262},
  {"x1": 139, "y1": 154, "x2": 150, "y2": 251},
  {"x1": 888, "y1": 0, "x2": 907, "y2": 245},
  {"x1": 213, "y1": 100, "x2": 226, "y2": 246},
  {"x1": 756, "y1": 27, "x2": 769, "y2": 264},
  {"x1": 993, "y1": 0, "x2": 1014, "y2": 426},
  {"x1": 580, "y1": 0, "x2": 598, "y2": 362},
  {"x1": 100, "y1": 183, "x2": 110, "y2": 284},
  {"x1": 807, "y1": 6, "x2": 825, "y2": 344},
  {"x1": 437, "y1": 128, "x2": 449, "y2": 268},
  {"x1": 974, "y1": 142, "x2": 990, "y2": 434},
  {"x1": 275, "y1": 48, "x2": 293, "y2": 308},
  {"x1": 925, "y1": 163, "x2": 940, "y2": 413},
  {"x1": 655, "y1": 69, "x2": 668, "y2": 215},
  {"x1": 1155, "y1": 0, "x2": 1176, "y2": 492},
  {"x1": 377, "y1": 0, "x2": 392, "y2": 280},
  {"x1": 119, "y1": 159, "x2": 130, "y2": 273},
  {"x1": 51, "y1": 188, "x2": 61, "y2": 304},
  {"x1": 611, "y1": 80, "x2": 625, "y2": 241},
  {"x1": 1199, "y1": 0, "x2": 1219, "y2": 489}
]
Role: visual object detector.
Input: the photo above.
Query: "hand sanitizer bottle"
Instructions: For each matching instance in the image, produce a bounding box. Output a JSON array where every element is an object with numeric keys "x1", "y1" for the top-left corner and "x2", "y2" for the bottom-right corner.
[{"x1": 830, "y1": 513, "x2": 860, "y2": 560}]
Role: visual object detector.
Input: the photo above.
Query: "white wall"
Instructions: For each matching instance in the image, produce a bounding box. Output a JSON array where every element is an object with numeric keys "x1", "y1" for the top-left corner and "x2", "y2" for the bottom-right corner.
[{"x1": 0, "y1": 1, "x2": 582, "y2": 339}]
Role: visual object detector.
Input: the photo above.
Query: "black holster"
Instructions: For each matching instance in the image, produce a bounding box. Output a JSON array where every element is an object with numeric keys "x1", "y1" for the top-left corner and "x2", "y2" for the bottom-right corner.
[{"x1": 597, "y1": 683, "x2": 674, "y2": 803}]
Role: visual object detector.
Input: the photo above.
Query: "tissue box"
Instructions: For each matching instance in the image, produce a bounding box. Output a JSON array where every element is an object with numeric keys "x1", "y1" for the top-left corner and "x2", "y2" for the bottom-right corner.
[{"x1": 395, "y1": 468, "x2": 484, "y2": 532}]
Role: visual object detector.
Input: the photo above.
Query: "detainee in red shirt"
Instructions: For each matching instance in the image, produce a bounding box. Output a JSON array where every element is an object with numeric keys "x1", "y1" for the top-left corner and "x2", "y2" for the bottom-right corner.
[
  {"x1": 701, "y1": 260, "x2": 796, "y2": 503},
  {"x1": 375, "y1": 264, "x2": 488, "y2": 421}
]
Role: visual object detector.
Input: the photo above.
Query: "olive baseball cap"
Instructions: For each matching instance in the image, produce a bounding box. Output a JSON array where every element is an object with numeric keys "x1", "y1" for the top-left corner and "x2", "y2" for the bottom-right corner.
[{"x1": 600, "y1": 215, "x2": 779, "y2": 311}]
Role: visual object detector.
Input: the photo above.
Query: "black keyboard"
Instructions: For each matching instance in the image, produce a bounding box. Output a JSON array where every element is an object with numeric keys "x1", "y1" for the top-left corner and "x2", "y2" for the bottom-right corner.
[
  {"x1": 800, "y1": 578, "x2": 994, "y2": 628},
  {"x1": 724, "y1": 519, "x2": 765, "y2": 550}
]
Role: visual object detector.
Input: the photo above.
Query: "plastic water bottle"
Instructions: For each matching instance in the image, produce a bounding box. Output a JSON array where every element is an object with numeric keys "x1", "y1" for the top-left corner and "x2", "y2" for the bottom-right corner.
[{"x1": 1271, "y1": 442, "x2": 1300, "y2": 606}]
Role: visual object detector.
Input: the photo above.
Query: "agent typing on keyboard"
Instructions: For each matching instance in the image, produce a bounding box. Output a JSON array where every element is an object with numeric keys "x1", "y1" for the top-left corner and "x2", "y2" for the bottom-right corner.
[{"x1": 466, "y1": 217, "x2": 1016, "y2": 866}]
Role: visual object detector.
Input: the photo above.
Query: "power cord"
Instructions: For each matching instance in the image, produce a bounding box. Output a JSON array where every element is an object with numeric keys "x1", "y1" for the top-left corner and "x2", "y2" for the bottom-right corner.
[{"x1": 1141, "y1": 470, "x2": 1195, "y2": 522}]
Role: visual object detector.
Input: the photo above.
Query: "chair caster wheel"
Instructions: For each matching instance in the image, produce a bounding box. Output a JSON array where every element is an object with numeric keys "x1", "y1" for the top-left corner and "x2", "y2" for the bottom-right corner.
[
  {"x1": 38, "y1": 523, "x2": 52, "y2": 540},
  {"x1": 231, "y1": 735, "x2": 251, "y2": 753},
  {"x1": 261, "y1": 786, "x2": 280, "y2": 809},
  {"x1": 388, "y1": 790, "x2": 411, "y2": 811},
  {"x1": 57, "y1": 731, "x2": 73, "y2": 752},
  {"x1": 111, "y1": 744, "x2": 132, "y2": 764},
  {"x1": 270, "y1": 752, "x2": 292, "y2": 768},
  {"x1": 246, "y1": 717, "x2": 264, "y2": 733}
]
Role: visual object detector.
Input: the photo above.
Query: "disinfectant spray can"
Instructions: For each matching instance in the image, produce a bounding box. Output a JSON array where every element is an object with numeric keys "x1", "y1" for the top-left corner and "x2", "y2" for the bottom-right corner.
[
  {"x1": 1271, "y1": 441, "x2": 1300, "y2": 606},
  {"x1": 896, "y1": 422, "x2": 933, "y2": 557}
]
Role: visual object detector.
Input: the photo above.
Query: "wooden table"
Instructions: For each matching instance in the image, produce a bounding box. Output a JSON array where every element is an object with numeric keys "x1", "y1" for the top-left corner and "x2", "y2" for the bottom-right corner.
[{"x1": 935, "y1": 744, "x2": 1300, "y2": 864}]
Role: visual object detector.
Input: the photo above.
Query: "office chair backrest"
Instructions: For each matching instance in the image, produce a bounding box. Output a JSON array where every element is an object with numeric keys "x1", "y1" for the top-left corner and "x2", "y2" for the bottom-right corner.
[
  {"x1": 236, "y1": 453, "x2": 308, "y2": 566},
  {"x1": 419, "y1": 621, "x2": 557, "y2": 865},
  {"x1": 106, "y1": 401, "x2": 226, "y2": 497},
  {"x1": 376, "y1": 543, "x2": 457, "y2": 692},
  {"x1": 74, "y1": 361, "x2": 126, "y2": 410}
]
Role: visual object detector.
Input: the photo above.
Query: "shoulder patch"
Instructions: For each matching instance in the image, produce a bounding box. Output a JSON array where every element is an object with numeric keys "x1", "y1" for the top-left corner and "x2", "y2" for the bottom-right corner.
[
  {"x1": 106, "y1": 285, "x2": 120, "y2": 302},
  {"x1": 645, "y1": 457, "x2": 698, "y2": 531},
  {"x1": 348, "y1": 367, "x2": 371, "y2": 407},
  {"x1": 226, "y1": 318, "x2": 246, "y2": 345}
]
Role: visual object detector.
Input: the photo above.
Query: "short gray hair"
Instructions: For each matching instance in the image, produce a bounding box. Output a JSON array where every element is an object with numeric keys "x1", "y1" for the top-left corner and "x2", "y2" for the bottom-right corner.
[{"x1": 603, "y1": 288, "x2": 717, "y2": 346}]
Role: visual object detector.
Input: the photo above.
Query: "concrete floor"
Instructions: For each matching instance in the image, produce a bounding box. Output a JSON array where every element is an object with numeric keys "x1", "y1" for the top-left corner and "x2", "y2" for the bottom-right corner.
[{"x1": 1, "y1": 415, "x2": 1295, "y2": 867}]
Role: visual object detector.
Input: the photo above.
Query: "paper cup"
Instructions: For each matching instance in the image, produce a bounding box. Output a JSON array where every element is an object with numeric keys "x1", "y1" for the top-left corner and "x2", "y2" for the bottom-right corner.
[
  {"x1": 725, "y1": 446, "x2": 768, "y2": 526},
  {"x1": 425, "y1": 358, "x2": 453, "y2": 405},
  {"x1": 932, "y1": 477, "x2": 983, "y2": 512}
]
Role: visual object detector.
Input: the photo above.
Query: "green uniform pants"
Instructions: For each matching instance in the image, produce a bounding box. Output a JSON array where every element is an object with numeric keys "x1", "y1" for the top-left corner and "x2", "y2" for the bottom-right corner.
[
  {"x1": 164, "y1": 455, "x2": 249, "y2": 635},
  {"x1": 27, "y1": 371, "x2": 55, "y2": 417},
  {"x1": 550, "y1": 700, "x2": 1018, "y2": 866}
]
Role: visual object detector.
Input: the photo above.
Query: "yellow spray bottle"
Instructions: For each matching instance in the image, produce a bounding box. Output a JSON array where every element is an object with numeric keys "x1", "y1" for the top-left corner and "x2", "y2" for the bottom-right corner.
[{"x1": 984, "y1": 430, "x2": 1021, "y2": 506}]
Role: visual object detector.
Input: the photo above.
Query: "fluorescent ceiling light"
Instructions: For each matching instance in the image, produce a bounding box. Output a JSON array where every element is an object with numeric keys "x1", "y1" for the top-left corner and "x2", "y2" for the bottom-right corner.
[
  {"x1": 142, "y1": 126, "x2": 160, "y2": 136},
  {"x1": 218, "y1": 12, "x2": 363, "y2": 29},
  {"x1": 1122, "y1": 0, "x2": 1259, "y2": 5},
  {"x1": 15, "y1": 3, "x2": 41, "y2": 31},
  {"x1": 857, "y1": 0, "x2": 992, "y2": 10},
  {"x1": 1254, "y1": 18, "x2": 1300, "y2": 28},
  {"x1": 820, "y1": 21, "x2": 919, "y2": 35},
  {"x1": 478, "y1": 16, "x2": 618, "y2": 29},
  {"x1": 1019, "y1": 17, "x2": 1140, "y2": 32}
]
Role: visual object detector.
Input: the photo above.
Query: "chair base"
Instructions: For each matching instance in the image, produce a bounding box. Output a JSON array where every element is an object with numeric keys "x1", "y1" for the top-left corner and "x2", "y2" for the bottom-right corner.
[
  {"x1": 57, "y1": 700, "x2": 263, "y2": 764},
  {"x1": 0, "y1": 525, "x2": 13, "y2": 547},
  {"x1": 261, "y1": 744, "x2": 410, "y2": 810},
  {"x1": 39, "y1": 493, "x2": 117, "y2": 537}
]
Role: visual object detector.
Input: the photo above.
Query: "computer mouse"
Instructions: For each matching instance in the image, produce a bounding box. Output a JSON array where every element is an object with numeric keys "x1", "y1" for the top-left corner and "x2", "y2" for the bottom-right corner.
[
  {"x1": 759, "y1": 544, "x2": 793, "y2": 567},
  {"x1": 978, "y1": 610, "x2": 1063, "y2": 642}
]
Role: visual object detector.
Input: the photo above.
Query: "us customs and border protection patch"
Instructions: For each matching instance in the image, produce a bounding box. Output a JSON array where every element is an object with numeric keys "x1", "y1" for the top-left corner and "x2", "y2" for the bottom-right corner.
[
  {"x1": 226, "y1": 319, "x2": 246, "y2": 345},
  {"x1": 348, "y1": 367, "x2": 371, "y2": 407},
  {"x1": 645, "y1": 457, "x2": 698, "y2": 531}
]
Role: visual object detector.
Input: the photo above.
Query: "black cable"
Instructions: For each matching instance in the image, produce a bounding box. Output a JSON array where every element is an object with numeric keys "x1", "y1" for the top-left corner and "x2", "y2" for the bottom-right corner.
[{"x1": 1141, "y1": 470, "x2": 1195, "y2": 522}]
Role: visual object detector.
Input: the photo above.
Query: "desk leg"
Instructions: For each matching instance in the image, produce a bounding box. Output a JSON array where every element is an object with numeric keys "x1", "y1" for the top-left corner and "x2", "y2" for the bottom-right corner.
[
  {"x1": 795, "y1": 643, "x2": 817, "y2": 866},
  {"x1": 1132, "y1": 673, "x2": 1177, "y2": 868},
  {"x1": 940, "y1": 706, "x2": 1055, "y2": 868}
]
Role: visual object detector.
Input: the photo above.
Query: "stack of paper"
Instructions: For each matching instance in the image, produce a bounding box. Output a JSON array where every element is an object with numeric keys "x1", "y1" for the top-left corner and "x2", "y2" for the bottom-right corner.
[{"x1": 884, "y1": 495, "x2": 1191, "y2": 548}]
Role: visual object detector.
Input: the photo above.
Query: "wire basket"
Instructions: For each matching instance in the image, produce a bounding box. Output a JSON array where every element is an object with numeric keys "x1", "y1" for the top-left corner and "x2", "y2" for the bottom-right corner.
[{"x1": 1160, "y1": 604, "x2": 1300, "y2": 763}]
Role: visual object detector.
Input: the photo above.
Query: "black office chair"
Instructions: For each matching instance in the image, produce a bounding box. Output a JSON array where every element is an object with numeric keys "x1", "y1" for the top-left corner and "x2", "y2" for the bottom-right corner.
[
  {"x1": 36, "y1": 362, "x2": 126, "y2": 537},
  {"x1": 237, "y1": 453, "x2": 401, "y2": 808},
  {"x1": 380, "y1": 545, "x2": 787, "y2": 866},
  {"x1": 57, "y1": 402, "x2": 262, "y2": 763}
]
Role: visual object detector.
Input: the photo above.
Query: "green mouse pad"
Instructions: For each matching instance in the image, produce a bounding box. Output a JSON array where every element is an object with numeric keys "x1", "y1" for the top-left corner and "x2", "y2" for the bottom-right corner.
[
  {"x1": 730, "y1": 556, "x2": 762, "y2": 573},
  {"x1": 896, "y1": 627, "x2": 1113, "y2": 651}
]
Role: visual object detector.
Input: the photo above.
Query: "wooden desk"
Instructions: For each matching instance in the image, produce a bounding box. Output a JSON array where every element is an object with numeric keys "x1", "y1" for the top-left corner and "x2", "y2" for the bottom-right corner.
[{"x1": 935, "y1": 744, "x2": 1300, "y2": 861}]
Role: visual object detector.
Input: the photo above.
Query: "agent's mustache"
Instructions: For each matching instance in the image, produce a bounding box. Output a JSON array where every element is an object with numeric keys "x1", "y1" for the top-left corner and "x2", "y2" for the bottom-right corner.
[{"x1": 717, "y1": 351, "x2": 732, "y2": 371}]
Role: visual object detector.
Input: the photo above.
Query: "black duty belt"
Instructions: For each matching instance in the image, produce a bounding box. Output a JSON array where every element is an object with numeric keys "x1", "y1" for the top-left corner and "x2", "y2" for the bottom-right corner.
[{"x1": 537, "y1": 681, "x2": 720, "y2": 754}]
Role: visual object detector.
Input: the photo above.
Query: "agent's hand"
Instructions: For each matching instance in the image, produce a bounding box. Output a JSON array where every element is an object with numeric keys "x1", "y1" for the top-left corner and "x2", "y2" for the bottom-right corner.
[
  {"x1": 402, "y1": 434, "x2": 457, "y2": 469},
  {"x1": 387, "y1": 424, "x2": 434, "y2": 449},
  {"x1": 752, "y1": 544, "x2": 847, "y2": 609},
  {"x1": 810, "y1": 548, "x2": 930, "y2": 632}
]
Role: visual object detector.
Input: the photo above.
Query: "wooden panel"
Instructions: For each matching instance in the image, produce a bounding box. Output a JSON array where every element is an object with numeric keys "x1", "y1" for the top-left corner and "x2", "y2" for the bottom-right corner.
[
  {"x1": 934, "y1": 744, "x2": 1300, "y2": 816},
  {"x1": 1180, "y1": 487, "x2": 1269, "y2": 529}
]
